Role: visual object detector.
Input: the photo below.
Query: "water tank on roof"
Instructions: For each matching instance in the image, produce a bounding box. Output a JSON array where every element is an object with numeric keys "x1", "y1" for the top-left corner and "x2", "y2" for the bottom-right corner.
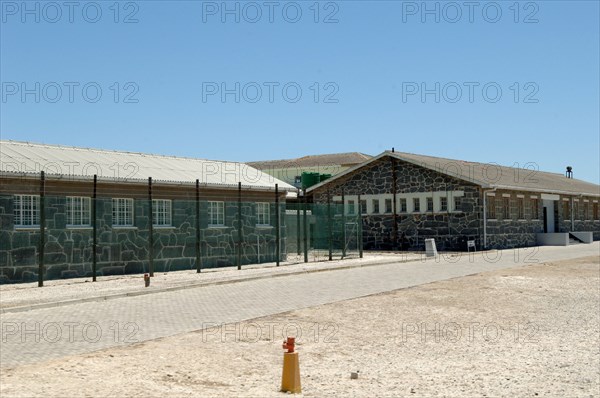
[
  {"x1": 301, "y1": 172, "x2": 321, "y2": 190},
  {"x1": 319, "y1": 173, "x2": 332, "y2": 182}
]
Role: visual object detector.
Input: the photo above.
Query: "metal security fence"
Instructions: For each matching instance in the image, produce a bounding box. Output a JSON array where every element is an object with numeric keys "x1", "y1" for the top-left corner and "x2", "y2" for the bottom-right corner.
[
  {"x1": 284, "y1": 201, "x2": 362, "y2": 264},
  {"x1": 0, "y1": 173, "x2": 362, "y2": 285}
]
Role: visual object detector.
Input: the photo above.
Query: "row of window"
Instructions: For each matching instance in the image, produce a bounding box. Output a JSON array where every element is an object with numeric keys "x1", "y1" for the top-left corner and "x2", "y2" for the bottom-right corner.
[
  {"x1": 12, "y1": 195, "x2": 272, "y2": 228},
  {"x1": 562, "y1": 200, "x2": 600, "y2": 220},
  {"x1": 347, "y1": 196, "x2": 458, "y2": 215},
  {"x1": 486, "y1": 196, "x2": 600, "y2": 221},
  {"x1": 486, "y1": 196, "x2": 536, "y2": 220}
]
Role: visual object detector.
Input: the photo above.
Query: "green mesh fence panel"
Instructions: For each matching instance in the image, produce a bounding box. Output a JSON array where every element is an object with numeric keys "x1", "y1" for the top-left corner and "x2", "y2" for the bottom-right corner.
[{"x1": 283, "y1": 201, "x2": 360, "y2": 264}]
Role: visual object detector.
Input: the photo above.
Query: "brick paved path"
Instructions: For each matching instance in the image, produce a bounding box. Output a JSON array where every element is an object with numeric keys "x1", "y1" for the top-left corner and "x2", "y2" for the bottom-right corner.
[{"x1": 1, "y1": 244, "x2": 597, "y2": 368}]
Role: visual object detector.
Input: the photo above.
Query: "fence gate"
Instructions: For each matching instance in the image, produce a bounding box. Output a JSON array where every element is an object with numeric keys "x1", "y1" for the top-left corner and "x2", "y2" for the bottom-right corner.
[{"x1": 344, "y1": 221, "x2": 359, "y2": 255}]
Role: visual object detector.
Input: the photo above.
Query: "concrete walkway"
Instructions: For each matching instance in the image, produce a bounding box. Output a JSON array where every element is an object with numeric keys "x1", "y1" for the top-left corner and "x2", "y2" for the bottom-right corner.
[
  {"x1": 1, "y1": 243, "x2": 598, "y2": 368},
  {"x1": 0, "y1": 253, "x2": 423, "y2": 312}
]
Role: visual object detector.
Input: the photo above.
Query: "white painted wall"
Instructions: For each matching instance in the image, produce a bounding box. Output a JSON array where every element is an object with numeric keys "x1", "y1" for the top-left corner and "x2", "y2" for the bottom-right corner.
[{"x1": 536, "y1": 233, "x2": 568, "y2": 246}]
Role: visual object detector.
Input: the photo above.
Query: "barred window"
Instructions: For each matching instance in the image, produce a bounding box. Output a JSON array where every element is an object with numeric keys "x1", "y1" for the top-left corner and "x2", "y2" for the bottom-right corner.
[
  {"x1": 594, "y1": 203, "x2": 599, "y2": 220},
  {"x1": 208, "y1": 201, "x2": 225, "y2": 226},
  {"x1": 256, "y1": 202, "x2": 270, "y2": 226},
  {"x1": 573, "y1": 201, "x2": 579, "y2": 220},
  {"x1": 153, "y1": 199, "x2": 172, "y2": 227},
  {"x1": 399, "y1": 198, "x2": 407, "y2": 213},
  {"x1": 385, "y1": 199, "x2": 393, "y2": 213},
  {"x1": 13, "y1": 195, "x2": 40, "y2": 227},
  {"x1": 583, "y1": 202, "x2": 589, "y2": 220},
  {"x1": 440, "y1": 197, "x2": 448, "y2": 212},
  {"x1": 454, "y1": 197, "x2": 461, "y2": 212},
  {"x1": 531, "y1": 198, "x2": 539, "y2": 219},
  {"x1": 112, "y1": 198, "x2": 134, "y2": 227},
  {"x1": 563, "y1": 201, "x2": 570, "y2": 219},
  {"x1": 360, "y1": 200, "x2": 367, "y2": 214},
  {"x1": 426, "y1": 197, "x2": 434, "y2": 212},
  {"x1": 517, "y1": 198, "x2": 524, "y2": 219},
  {"x1": 413, "y1": 198, "x2": 421, "y2": 213},
  {"x1": 67, "y1": 196, "x2": 91, "y2": 226},
  {"x1": 347, "y1": 200, "x2": 356, "y2": 215},
  {"x1": 372, "y1": 199, "x2": 380, "y2": 214},
  {"x1": 502, "y1": 197, "x2": 510, "y2": 219}
]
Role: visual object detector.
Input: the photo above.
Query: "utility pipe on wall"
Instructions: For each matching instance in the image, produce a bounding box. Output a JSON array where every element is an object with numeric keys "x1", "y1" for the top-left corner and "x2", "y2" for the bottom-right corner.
[{"x1": 482, "y1": 187, "x2": 497, "y2": 249}]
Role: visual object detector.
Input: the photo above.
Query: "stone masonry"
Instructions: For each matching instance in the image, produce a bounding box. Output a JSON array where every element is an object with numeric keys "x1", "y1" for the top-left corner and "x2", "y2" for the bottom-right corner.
[
  {"x1": 310, "y1": 156, "x2": 600, "y2": 251},
  {"x1": 0, "y1": 193, "x2": 286, "y2": 284}
]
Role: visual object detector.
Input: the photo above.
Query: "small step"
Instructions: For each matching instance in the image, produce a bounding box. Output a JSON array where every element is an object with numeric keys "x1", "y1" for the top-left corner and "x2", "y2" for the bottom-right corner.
[{"x1": 568, "y1": 233, "x2": 585, "y2": 244}]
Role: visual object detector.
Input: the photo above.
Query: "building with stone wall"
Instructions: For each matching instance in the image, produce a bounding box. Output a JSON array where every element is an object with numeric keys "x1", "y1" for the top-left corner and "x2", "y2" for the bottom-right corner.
[
  {"x1": 307, "y1": 151, "x2": 600, "y2": 251},
  {"x1": 0, "y1": 141, "x2": 293, "y2": 284}
]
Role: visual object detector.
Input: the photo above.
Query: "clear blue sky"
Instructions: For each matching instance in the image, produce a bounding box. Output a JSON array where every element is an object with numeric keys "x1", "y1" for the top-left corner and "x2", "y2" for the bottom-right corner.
[{"x1": 1, "y1": 0, "x2": 599, "y2": 183}]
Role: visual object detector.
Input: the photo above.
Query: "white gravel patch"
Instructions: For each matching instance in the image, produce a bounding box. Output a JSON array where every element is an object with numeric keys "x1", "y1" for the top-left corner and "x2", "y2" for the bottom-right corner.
[{"x1": 1, "y1": 255, "x2": 597, "y2": 397}]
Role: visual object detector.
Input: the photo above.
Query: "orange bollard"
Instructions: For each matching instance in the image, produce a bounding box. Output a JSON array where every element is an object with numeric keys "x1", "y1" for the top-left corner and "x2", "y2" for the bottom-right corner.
[{"x1": 281, "y1": 337, "x2": 301, "y2": 394}]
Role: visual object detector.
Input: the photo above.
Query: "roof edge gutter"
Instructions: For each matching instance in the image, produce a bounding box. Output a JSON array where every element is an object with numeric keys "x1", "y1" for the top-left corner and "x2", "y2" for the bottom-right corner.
[{"x1": 0, "y1": 172, "x2": 295, "y2": 192}]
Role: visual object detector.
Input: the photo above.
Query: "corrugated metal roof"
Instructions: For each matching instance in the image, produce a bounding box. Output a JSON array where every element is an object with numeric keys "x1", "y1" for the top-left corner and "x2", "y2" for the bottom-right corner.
[
  {"x1": 307, "y1": 151, "x2": 600, "y2": 197},
  {"x1": 0, "y1": 140, "x2": 295, "y2": 191},
  {"x1": 248, "y1": 152, "x2": 372, "y2": 169}
]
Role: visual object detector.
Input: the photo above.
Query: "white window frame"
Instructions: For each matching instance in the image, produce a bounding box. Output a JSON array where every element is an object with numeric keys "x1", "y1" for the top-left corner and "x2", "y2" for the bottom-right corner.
[
  {"x1": 153, "y1": 199, "x2": 172, "y2": 227},
  {"x1": 347, "y1": 200, "x2": 356, "y2": 216},
  {"x1": 426, "y1": 197, "x2": 434, "y2": 212},
  {"x1": 256, "y1": 202, "x2": 270, "y2": 226},
  {"x1": 372, "y1": 199, "x2": 380, "y2": 214},
  {"x1": 112, "y1": 198, "x2": 134, "y2": 227},
  {"x1": 208, "y1": 201, "x2": 225, "y2": 227},
  {"x1": 440, "y1": 197, "x2": 448, "y2": 212},
  {"x1": 13, "y1": 194, "x2": 40, "y2": 227},
  {"x1": 413, "y1": 198, "x2": 421, "y2": 213},
  {"x1": 399, "y1": 198, "x2": 407, "y2": 213},
  {"x1": 453, "y1": 196, "x2": 461, "y2": 212},
  {"x1": 385, "y1": 198, "x2": 393, "y2": 214},
  {"x1": 359, "y1": 199, "x2": 367, "y2": 215},
  {"x1": 67, "y1": 196, "x2": 91, "y2": 227}
]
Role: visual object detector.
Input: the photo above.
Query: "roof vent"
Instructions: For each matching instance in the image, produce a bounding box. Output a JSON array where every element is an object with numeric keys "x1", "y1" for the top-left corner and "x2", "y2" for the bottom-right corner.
[
  {"x1": 566, "y1": 166, "x2": 573, "y2": 179},
  {"x1": 391, "y1": 147, "x2": 395, "y2": 153}
]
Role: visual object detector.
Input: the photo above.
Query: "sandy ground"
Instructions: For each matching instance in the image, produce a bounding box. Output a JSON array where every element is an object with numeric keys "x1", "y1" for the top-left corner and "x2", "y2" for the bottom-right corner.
[
  {"x1": 1, "y1": 255, "x2": 598, "y2": 397},
  {"x1": 0, "y1": 252, "x2": 421, "y2": 310}
]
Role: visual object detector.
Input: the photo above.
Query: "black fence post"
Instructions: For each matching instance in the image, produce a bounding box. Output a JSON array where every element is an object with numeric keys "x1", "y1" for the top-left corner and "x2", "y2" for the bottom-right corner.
[
  {"x1": 92, "y1": 174, "x2": 97, "y2": 282},
  {"x1": 38, "y1": 171, "x2": 45, "y2": 287},
  {"x1": 358, "y1": 193, "x2": 364, "y2": 259},
  {"x1": 341, "y1": 187, "x2": 346, "y2": 259},
  {"x1": 296, "y1": 188, "x2": 301, "y2": 256},
  {"x1": 148, "y1": 177, "x2": 154, "y2": 277},
  {"x1": 275, "y1": 184, "x2": 280, "y2": 266},
  {"x1": 327, "y1": 189, "x2": 333, "y2": 261},
  {"x1": 196, "y1": 179, "x2": 201, "y2": 273},
  {"x1": 237, "y1": 182, "x2": 242, "y2": 270},
  {"x1": 303, "y1": 188, "x2": 308, "y2": 263}
]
